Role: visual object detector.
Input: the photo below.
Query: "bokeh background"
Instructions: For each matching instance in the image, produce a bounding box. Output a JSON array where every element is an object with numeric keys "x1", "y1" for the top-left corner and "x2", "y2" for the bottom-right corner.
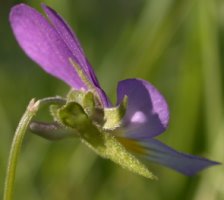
[{"x1": 0, "y1": 0, "x2": 223, "y2": 199}]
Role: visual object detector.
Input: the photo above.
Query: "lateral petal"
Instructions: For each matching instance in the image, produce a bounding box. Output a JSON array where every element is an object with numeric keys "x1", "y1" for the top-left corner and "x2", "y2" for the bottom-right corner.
[{"x1": 116, "y1": 79, "x2": 169, "y2": 138}]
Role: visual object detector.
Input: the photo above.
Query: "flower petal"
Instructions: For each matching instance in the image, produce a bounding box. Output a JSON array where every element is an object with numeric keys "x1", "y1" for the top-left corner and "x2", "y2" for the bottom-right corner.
[
  {"x1": 41, "y1": 4, "x2": 100, "y2": 87},
  {"x1": 118, "y1": 137, "x2": 220, "y2": 176},
  {"x1": 116, "y1": 79, "x2": 169, "y2": 138},
  {"x1": 10, "y1": 4, "x2": 86, "y2": 89},
  {"x1": 10, "y1": 4, "x2": 110, "y2": 107},
  {"x1": 96, "y1": 87, "x2": 111, "y2": 107}
]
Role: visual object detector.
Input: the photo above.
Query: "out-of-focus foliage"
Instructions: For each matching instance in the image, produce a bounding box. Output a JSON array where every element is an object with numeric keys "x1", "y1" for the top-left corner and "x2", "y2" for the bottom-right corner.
[{"x1": 0, "y1": 0, "x2": 223, "y2": 199}]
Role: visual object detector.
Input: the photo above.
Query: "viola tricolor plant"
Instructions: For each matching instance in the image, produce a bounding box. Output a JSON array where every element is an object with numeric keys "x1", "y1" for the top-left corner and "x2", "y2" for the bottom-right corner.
[{"x1": 8, "y1": 3, "x2": 219, "y2": 182}]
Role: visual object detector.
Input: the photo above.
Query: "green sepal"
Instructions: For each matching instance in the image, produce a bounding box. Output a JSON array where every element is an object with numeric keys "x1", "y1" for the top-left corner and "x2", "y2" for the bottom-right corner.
[
  {"x1": 58, "y1": 102, "x2": 89, "y2": 130},
  {"x1": 103, "y1": 95, "x2": 128, "y2": 130},
  {"x1": 82, "y1": 133, "x2": 156, "y2": 179},
  {"x1": 67, "y1": 89, "x2": 85, "y2": 103},
  {"x1": 49, "y1": 93, "x2": 155, "y2": 179},
  {"x1": 58, "y1": 101, "x2": 104, "y2": 146},
  {"x1": 66, "y1": 89, "x2": 104, "y2": 125},
  {"x1": 82, "y1": 91, "x2": 95, "y2": 110}
]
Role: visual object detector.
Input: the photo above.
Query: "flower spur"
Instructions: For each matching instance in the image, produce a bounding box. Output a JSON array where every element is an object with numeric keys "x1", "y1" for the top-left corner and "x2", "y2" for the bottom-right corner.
[{"x1": 9, "y1": 3, "x2": 219, "y2": 179}]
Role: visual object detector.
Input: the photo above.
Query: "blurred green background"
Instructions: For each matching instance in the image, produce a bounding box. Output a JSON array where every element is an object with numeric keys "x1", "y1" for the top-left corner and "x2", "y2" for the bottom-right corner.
[{"x1": 0, "y1": 0, "x2": 223, "y2": 199}]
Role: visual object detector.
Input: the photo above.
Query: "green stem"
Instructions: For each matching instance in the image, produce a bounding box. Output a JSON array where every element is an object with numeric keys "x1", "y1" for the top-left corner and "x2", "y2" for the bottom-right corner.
[
  {"x1": 3, "y1": 99, "x2": 40, "y2": 200},
  {"x1": 3, "y1": 96, "x2": 66, "y2": 200}
]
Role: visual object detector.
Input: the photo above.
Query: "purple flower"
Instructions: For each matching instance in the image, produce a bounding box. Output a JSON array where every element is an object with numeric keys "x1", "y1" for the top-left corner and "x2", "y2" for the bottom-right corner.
[{"x1": 9, "y1": 3, "x2": 219, "y2": 176}]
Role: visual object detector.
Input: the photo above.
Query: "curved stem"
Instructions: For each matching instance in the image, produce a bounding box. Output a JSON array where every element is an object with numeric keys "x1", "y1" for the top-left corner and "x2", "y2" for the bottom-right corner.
[
  {"x1": 3, "y1": 96, "x2": 66, "y2": 200},
  {"x1": 3, "y1": 99, "x2": 39, "y2": 200},
  {"x1": 37, "y1": 96, "x2": 66, "y2": 107}
]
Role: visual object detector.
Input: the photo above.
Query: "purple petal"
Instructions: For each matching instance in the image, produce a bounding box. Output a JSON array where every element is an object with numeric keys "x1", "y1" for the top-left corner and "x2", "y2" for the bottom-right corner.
[
  {"x1": 94, "y1": 87, "x2": 111, "y2": 107},
  {"x1": 118, "y1": 137, "x2": 220, "y2": 176},
  {"x1": 116, "y1": 79, "x2": 169, "y2": 138},
  {"x1": 10, "y1": 4, "x2": 110, "y2": 107},
  {"x1": 10, "y1": 4, "x2": 86, "y2": 89},
  {"x1": 41, "y1": 4, "x2": 100, "y2": 87}
]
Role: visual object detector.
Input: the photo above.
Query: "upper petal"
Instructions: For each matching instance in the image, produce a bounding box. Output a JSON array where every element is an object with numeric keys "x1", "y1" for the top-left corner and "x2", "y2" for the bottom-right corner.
[
  {"x1": 116, "y1": 79, "x2": 169, "y2": 138},
  {"x1": 41, "y1": 4, "x2": 100, "y2": 87},
  {"x1": 10, "y1": 4, "x2": 86, "y2": 89}
]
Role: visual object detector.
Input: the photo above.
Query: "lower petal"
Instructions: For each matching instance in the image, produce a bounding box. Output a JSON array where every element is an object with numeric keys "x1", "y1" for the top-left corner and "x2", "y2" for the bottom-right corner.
[{"x1": 118, "y1": 137, "x2": 220, "y2": 176}]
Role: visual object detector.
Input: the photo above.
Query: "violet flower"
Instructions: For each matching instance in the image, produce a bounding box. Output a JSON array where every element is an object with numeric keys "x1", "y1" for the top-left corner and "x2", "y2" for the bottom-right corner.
[{"x1": 9, "y1": 3, "x2": 219, "y2": 178}]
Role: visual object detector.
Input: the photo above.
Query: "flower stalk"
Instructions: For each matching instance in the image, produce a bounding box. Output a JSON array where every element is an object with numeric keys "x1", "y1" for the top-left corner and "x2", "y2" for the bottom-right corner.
[
  {"x1": 3, "y1": 97, "x2": 66, "y2": 200},
  {"x1": 3, "y1": 99, "x2": 39, "y2": 200}
]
